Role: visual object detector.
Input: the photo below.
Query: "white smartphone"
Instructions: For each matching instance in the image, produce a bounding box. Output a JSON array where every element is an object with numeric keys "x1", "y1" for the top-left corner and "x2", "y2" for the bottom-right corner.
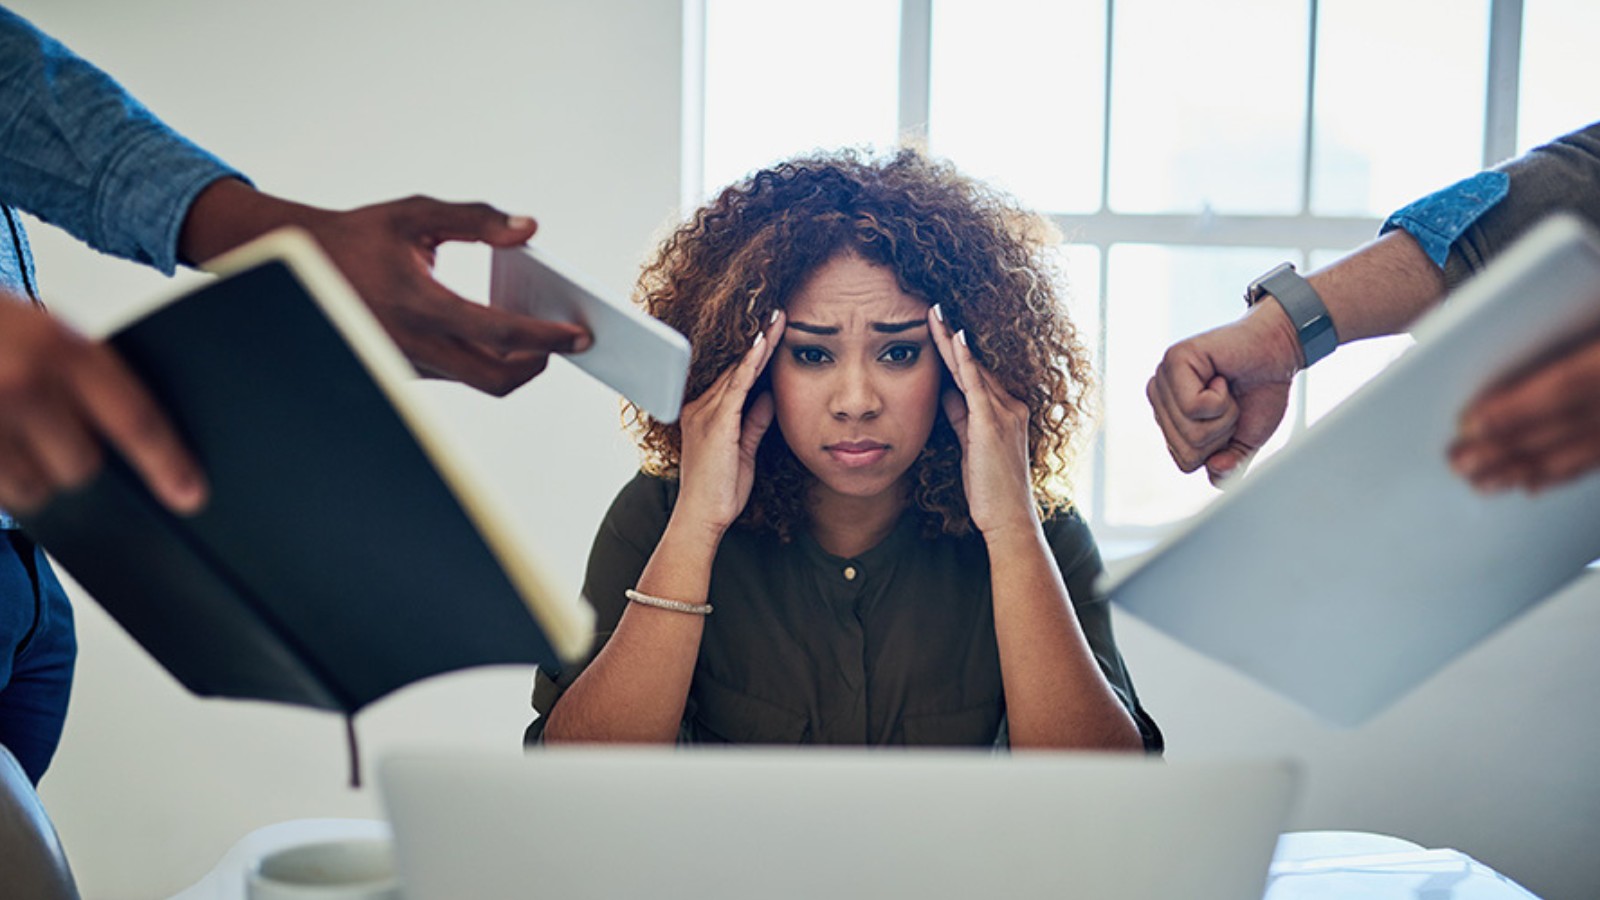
[{"x1": 489, "y1": 245, "x2": 691, "y2": 422}]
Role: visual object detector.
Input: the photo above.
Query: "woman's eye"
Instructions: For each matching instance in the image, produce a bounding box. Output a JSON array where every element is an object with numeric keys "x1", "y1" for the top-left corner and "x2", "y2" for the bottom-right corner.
[
  {"x1": 791, "y1": 346, "x2": 831, "y2": 366},
  {"x1": 880, "y1": 344, "x2": 921, "y2": 365}
]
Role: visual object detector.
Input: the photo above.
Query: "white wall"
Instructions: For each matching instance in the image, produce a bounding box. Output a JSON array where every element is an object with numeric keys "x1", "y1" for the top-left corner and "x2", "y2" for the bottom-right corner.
[
  {"x1": 17, "y1": 1, "x2": 681, "y2": 897},
  {"x1": 12, "y1": 2, "x2": 1599, "y2": 899}
]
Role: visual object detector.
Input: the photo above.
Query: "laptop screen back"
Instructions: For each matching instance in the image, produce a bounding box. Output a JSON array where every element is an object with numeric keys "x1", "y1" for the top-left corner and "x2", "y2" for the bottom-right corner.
[{"x1": 380, "y1": 747, "x2": 1298, "y2": 900}]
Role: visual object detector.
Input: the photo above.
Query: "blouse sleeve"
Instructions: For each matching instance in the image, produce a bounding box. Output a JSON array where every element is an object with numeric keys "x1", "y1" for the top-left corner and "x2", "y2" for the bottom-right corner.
[
  {"x1": 1045, "y1": 509, "x2": 1165, "y2": 754},
  {"x1": 524, "y1": 472, "x2": 675, "y2": 744}
]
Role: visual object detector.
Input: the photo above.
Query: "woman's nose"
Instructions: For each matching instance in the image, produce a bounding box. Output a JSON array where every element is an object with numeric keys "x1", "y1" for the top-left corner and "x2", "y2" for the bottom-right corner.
[{"x1": 830, "y1": 364, "x2": 882, "y2": 420}]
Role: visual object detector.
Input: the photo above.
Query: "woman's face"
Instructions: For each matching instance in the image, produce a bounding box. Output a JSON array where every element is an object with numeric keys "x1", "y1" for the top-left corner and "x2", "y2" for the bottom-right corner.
[{"x1": 771, "y1": 253, "x2": 943, "y2": 507}]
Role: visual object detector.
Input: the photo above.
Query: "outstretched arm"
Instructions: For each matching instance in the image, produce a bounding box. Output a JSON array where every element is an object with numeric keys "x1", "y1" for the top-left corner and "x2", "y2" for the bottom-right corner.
[
  {"x1": 1148, "y1": 230, "x2": 1446, "y2": 484},
  {"x1": 0, "y1": 9, "x2": 589, "y2": 396},
  {"x1": 178, "y1": 181, "x2": 589, "y2": 396},
  {"x1": 0, "y1": 9, "x2": 594, "y2": 518},
  {"x1": 1150, "y1": 122, "x2": 1600, "y2": 489}
]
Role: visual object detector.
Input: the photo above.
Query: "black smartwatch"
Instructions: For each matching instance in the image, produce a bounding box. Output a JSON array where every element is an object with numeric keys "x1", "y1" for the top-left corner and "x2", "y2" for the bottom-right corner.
[{"x1": 1244, "y1": 262, "x2": 1338, "y2": 367}]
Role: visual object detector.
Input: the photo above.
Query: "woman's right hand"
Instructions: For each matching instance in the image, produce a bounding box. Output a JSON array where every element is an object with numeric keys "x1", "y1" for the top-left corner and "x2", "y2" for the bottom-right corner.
[{"x1": 673, "y1": 310, "x2": 785, "y2": 536}]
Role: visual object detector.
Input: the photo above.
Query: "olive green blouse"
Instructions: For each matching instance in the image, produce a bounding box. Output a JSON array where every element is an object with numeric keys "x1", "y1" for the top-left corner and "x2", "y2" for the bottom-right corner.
[{"x1": 527, "y1": 472, "x2": 1162, "y2": 752}]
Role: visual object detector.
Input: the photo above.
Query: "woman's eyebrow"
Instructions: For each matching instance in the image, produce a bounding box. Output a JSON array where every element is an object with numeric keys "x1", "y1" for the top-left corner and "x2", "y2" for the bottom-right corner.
[
  {"x1": 785, "y1": 319, "x2": 928, "y2": 335},
  {"x1": 872, "y1": 320, "x2": 929, "y2": 334},
  {"x1": 786, "y1": 321, "x2": 839, "y2": 335}
]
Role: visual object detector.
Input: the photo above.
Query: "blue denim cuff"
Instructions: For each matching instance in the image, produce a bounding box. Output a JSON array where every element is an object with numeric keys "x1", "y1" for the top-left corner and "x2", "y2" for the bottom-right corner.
[
  {"x1": 94, "y1": 127, "x2": 248, "y2": 275},
  {"x1": 1380, "y1": 171, "x2": 1510, "y2": 268},
  {"x1": 0, "y1": 7, "x2": 249, "y2": 276}
]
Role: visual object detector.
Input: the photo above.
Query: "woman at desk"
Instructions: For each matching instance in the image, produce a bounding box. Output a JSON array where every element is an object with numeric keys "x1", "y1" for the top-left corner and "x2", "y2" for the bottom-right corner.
[{"x1": 529, "y1": 149, "x2": 1160, "y2": 752}]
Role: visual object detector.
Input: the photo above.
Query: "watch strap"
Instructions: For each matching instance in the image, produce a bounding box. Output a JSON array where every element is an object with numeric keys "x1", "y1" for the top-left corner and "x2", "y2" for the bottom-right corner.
[{"x1": 1250, "y1": 264, "x2": 1338, "y2": 367}]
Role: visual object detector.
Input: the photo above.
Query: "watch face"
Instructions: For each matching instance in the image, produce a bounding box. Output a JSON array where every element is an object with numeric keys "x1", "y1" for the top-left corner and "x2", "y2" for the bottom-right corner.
[{"x1": 1246, "y1": 262, "x2": 1296, "y2": 306}]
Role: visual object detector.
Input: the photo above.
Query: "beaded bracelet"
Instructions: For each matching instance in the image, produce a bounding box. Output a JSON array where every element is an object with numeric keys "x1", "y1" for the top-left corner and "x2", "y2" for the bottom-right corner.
[{"x1": 625, "y1": 588, "x2": 713, "y2": 616}]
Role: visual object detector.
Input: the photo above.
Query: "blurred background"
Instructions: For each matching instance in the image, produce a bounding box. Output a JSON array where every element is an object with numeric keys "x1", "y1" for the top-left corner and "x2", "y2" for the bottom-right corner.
[{"x1": 12, "y1": 1, "x2": 1598, "y2": 897}]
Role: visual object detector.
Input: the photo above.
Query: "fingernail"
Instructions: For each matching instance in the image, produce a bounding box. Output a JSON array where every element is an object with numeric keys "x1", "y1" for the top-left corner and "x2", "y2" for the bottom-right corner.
[
  {"x1": 1476, "y1": 474, "x2": 1510, "y2": 493},
  {"x1": 506, "y1": 215, "x2": 536, "y2": 231},
  {"x1": 1462, "y1": 412, "x2": 1494, "y2": 442},
  {"x1": 752, "y1": 331, "x2": 766, "y2": 349},
  {"x1": 1453, "y1": 448, "x2": 1492, "y2": 479},
  {"x1": 570, "y1": 332, "x2": 593, "y2": 352},
  {"x1": 769, "y1": 309, "x2": 781, "y2": 325},
  {"x1": 173, "y1": 473, "x2": 209, "y2": 514},
  {"x1": 932, "y1": 303, "x2": 944, "y2": 323},
  {"x1": 956, "y1": 329, "x2": 968, "y2": 347}
]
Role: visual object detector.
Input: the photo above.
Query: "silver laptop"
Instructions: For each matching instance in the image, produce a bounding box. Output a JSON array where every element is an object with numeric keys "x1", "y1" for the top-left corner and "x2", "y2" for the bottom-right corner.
[
  {"x1": 380, "y1": 748, "x2": 1298, "y2": 900},
  {"x1": 1105, "y1": 212, "x2": 1600, "y2": 726}
]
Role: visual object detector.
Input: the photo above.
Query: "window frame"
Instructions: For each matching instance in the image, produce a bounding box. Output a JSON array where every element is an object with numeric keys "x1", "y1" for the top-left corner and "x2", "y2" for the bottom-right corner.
[{"x1": 685, "y1": 0, "x2": 1528, "y2": 544}]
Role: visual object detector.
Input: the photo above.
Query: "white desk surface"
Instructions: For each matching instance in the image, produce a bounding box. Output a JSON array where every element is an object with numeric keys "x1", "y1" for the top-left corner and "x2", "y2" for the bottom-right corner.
[
  {"x1": 169, "y1": 818, "x2": 391, "y2": 900},
  {"x1": 171, "y1": 820, "x2": 1542, "y2": 900},
  {"x1": 1266, "y1": 832, "x2": 1542, "y2": 899}
]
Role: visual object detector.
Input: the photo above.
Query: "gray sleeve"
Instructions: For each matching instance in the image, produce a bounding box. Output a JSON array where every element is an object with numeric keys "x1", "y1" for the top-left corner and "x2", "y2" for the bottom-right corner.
[{"x1": 1444, "y1": 121, "x2": 1600, "y2": 289}]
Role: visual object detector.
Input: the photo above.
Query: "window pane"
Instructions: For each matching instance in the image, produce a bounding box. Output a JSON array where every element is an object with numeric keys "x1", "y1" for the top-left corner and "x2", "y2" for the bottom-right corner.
[
  {"x1": 1058, "y1": 244, "x2": 1102, "y2": 519},
  {"x1": 929, "y1": 0, "x2": 1105, "y2": 213},
  {"x1": 1108, "y1": 0, "x2": 1308, "y2": 214},
  {"x1": 1312, "y1": 0, "x2": 1487, "y2": 217},
  {"x1": 1304, "y1": 335, "x2": 1413, "y2": 424},
  {"x1": 1518, "y1": 0, "x2": 1600, "y2": 154},
  {"x1": 1058, "y1": 244, "x2": 1103, "y2": 369},
  {"x1": 702, "y1": 0, "x2": 900, "y2": 196},
  {"x1": 1303, "y1": 249, "x2": 1413, "y2": 423},
  {"x1": 1103, "y1": 245, "x2": 1293, "y2": 527}
]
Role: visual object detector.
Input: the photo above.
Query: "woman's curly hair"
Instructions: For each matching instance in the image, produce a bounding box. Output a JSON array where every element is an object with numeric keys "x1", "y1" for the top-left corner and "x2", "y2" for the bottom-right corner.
[{"x1": 628, "y1": 147, "x2": 1095, "y2": 540}]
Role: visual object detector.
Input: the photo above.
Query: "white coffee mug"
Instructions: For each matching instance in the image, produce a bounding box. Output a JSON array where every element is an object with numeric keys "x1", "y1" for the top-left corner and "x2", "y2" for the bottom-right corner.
[{"x1": 246, "y1": 838, "x2": 401, "y2": 900}]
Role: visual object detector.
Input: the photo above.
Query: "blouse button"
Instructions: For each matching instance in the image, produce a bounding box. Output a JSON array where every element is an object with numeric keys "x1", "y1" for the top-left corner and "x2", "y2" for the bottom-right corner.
[{"x1": 843, "y1": 566, "x2": 858, "y2": 581}]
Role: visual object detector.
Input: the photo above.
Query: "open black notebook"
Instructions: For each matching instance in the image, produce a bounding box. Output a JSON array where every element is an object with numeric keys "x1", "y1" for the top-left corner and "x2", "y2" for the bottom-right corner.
[{"x1": 18, "y1": 229, "x2": 593, "y2": 720}]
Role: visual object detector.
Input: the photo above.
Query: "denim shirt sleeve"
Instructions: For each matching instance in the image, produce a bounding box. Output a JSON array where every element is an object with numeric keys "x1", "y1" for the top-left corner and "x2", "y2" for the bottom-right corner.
[
  {"x1": 1380, "y1": 121, "x2": 1600, "y2": 290},
  {"x1": 1380, "y1": 171, "x2": 1510, "y2": 269},
  {"x1": 0, "y1": 8, "x2": 247, "y2": 274}
]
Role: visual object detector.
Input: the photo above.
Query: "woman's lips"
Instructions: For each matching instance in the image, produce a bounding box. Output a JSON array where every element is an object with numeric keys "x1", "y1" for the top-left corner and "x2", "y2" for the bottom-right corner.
[{"x1": 825, "y1": 440, "x2": 889, "y2": 468}]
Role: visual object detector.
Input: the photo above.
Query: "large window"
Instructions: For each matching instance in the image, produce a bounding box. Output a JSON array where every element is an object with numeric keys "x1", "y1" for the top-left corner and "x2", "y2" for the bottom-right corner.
[{"x1": 691, "y1": 0, "x2": 1595, "y2": 546}]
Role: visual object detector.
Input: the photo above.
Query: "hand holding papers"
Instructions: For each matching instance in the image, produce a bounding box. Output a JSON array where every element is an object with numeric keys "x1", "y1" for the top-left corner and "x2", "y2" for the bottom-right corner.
[{"x1": 489, "y1": 246, "x2": 691, "y2": 422}]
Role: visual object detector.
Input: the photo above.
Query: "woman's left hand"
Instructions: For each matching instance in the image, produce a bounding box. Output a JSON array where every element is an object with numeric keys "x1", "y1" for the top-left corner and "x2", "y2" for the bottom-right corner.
[{"x1": 928, "y1": 304, "x2": 1038, "y2": 538}]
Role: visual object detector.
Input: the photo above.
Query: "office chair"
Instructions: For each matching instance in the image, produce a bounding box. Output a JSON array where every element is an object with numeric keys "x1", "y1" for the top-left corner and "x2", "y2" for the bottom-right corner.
[{"x1": 0, "y1": 743, "x2": 81, "y2": 900}]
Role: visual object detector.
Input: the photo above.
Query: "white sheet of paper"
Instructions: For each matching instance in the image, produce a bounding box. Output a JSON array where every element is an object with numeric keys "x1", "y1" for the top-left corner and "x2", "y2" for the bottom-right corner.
[{"x1": 489, "y1": 245, "x2": 691, "y2": 422}]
